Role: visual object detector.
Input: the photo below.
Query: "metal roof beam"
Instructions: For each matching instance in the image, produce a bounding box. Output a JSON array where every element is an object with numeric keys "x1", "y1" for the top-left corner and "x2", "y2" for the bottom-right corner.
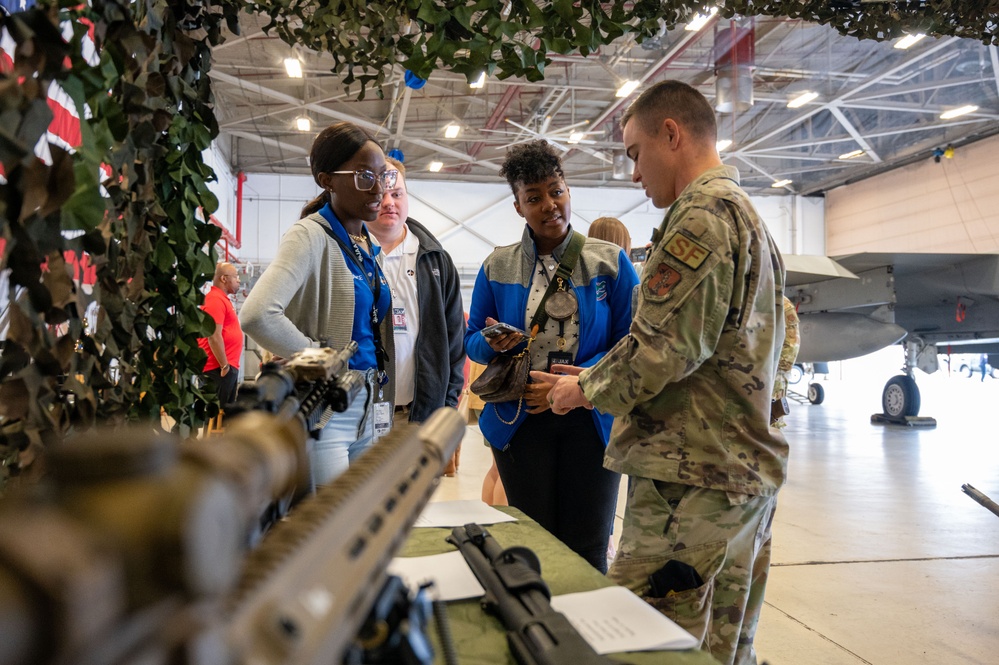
[
  {"x1": 828, "y1": 106, "x2": 882, "y2": 163},
  {"x1": 739, "y1": 37, "x2": 961, "y2": 153},
  {"x1": 432, "y1": 192, "x2": 515, "y2": 243},
  {"x1": 990, "y1": 46, "x2": 999, "y2": 101},
  {"x1": 228, "y1": 130, "x2": 310, "y2": 156},
  {"x1": 849, "y1": 75, "x2": 984, "y2": 102},
  {"x1": 211, "y1": 71, "x2": 499, "y2": 170}
]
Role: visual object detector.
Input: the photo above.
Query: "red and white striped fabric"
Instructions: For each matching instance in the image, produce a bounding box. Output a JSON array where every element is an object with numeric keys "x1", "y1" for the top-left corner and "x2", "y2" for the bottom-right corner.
[{"x1": 1, "y1": 1, "x2": 98, "y2": 174}]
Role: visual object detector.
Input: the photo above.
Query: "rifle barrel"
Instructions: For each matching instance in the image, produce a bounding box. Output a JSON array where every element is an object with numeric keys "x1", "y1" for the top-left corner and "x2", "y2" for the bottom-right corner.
[{"x1": 962, "y1": 483, "x2": 999, "y2": 518}]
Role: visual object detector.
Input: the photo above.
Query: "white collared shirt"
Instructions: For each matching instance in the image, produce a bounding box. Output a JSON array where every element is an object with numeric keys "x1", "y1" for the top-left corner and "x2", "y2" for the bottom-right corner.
[{"x1": 381, "y1": 225, "x2": 420, "y2": 407}]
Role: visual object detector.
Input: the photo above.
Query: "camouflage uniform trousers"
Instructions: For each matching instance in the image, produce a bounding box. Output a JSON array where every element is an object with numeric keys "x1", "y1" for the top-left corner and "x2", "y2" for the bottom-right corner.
[{"x1": 608, "y1": 476, "x2": 777, "y2": 665}]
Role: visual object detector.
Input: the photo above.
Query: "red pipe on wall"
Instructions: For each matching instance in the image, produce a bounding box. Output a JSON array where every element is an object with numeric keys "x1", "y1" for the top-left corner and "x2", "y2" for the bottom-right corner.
[{"x1": 236, "y1": 170, "x2": 246, "y2": 247}]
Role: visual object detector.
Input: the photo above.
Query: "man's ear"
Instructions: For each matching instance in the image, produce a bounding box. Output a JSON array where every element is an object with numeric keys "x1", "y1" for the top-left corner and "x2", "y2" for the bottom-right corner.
[
  {"x1": 513, "y1": 200, "x2": 524, "y2": 217},
  {"x1": 662, "y1": 119, "x2": 681, "y2": 149}
]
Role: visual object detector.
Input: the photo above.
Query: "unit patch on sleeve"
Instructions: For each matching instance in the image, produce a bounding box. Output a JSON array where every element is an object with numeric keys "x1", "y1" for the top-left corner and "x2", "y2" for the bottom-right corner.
[
  {"x1": 664, "y1": 232, "x2": 712, "y2": 270},
  {"x1": 646, "y1": 262, "x2": 682, "y2": 298}
]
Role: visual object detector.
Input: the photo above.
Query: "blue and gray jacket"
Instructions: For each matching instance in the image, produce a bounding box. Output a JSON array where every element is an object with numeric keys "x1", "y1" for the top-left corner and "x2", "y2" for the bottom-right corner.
[{"x1": 465, "y1": 225, "x2": 640, "y2": 450}]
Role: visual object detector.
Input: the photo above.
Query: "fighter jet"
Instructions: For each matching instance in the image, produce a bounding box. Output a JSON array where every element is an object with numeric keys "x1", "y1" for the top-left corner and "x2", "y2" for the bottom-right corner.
[{"x1": 785, "y1": 253, "x2": 999, "y2": 421}]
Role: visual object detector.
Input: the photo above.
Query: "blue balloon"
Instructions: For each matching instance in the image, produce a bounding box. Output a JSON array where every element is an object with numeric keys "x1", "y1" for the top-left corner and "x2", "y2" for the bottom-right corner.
[
  {"x1": 404, "y1": 70, "x2": 427, "y2": 89},
  {"x1": 387, "y1": 148, "x2": 405, "y2": 162}
]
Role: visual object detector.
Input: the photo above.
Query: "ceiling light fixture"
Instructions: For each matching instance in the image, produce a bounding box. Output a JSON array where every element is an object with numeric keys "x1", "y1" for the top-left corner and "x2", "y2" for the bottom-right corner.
[
  {"x1": 469, "y1": 72, "x2": 486, "y2": 89},
  {"x1": 940, "y1": 105, "x2": 978, "y2": 120},
  {"x1": 428, "y1": 160, "x2": 444, "y2": 172},
  {"x1": 616, "y1": 80, "x2": 640, "y2": 98},
  {"x1": 295, "y1": 116, "x2": 312, "y2": 132},
  {"x1": 787, "y1": 91, "x2": 818, "y2": 109},
  {"x1": 284, "y1": 57, "x2": 303, "y2": 78},
  {"x1": 685, "y1": 7, "x2": 718, "y2": 32},
  {"x1": 444, "y1": 124, "x2": 461, "y2": 138},
  {"x1": 839, "y1": 149, "x2": 865, "y2": 160},
  {"x1": 894, "y1": 33, "x2": 925, "y2": 50},
  {"x1": 567, "y1": 131, "x2": 586, "y2": 144},
  {"x1": 771, "y1": 179, "x2": 792, "y2": 188},
  {"x1": 716, "y1": 139, "x2": 732, "y2": 152}
]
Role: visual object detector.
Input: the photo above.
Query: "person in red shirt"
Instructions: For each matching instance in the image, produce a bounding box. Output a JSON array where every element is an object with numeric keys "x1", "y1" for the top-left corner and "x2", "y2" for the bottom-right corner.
[{"x1": 198, "y1": 262, "x2": 243, "y2": 406}]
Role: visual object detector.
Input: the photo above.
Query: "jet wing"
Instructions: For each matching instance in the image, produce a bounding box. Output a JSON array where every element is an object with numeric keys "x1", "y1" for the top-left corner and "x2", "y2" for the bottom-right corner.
[
  {"x1": 784, "y1": 254, "x2": 858, "y2": 286},
  {"x1": 786, "y1": 252, "x2": 999, "y2": 363}
]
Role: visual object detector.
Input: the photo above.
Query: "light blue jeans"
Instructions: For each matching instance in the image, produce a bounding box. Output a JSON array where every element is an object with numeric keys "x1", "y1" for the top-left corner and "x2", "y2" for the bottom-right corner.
[{"x1": 310, "y1": 369, "x2": 377, "y2": 486}]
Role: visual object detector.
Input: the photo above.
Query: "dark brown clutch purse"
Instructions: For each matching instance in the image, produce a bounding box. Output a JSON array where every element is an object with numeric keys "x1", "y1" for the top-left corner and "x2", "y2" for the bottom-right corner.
[{"x1": 470, "y1": 350, "x2": 531, "y2": 404}]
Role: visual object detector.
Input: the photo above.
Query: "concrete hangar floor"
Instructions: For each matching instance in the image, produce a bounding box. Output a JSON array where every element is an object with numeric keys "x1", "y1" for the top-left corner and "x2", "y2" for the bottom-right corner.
[{"x1": 433, "y1": 346, "x2": 999, "y2": 664}]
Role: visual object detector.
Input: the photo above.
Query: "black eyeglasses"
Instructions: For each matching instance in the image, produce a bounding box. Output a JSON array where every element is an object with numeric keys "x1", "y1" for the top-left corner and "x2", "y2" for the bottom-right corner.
[{"x1": 331, "y1": 169, "x2": 399, "y2": 191}]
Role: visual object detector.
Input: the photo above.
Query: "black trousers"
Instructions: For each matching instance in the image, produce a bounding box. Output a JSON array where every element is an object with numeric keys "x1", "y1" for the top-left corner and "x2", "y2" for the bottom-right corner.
[
  {"x1": 492, "y1": 409, "x2": 620, "y2": 573},
  {"x1": 204, "y1": 367, "x2": 239, "y2": 407}
]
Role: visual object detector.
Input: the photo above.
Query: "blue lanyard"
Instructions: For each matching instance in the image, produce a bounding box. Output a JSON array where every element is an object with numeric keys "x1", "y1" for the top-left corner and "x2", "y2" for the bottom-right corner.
[{"x1": 316, "y1": 219, "x2": 389, "y2": 386}]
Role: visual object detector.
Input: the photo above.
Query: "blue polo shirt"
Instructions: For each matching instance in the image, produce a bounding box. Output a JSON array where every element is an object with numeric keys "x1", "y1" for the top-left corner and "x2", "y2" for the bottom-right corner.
[{"x1": 318, "y1": 203, "x2": 391, "y2": 371}]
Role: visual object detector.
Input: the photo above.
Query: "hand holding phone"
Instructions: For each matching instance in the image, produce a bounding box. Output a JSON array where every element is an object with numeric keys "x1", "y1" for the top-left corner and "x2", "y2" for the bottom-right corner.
[
  {"x1": 481, "y1": 322, "x2": 526, "y2": 338},
  {"x1": 629, "y1": 245, "x2": 649, "y2": 263}
]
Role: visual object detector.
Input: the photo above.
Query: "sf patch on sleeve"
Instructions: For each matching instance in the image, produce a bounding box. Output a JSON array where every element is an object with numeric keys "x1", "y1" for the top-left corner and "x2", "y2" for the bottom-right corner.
[
  {"x1": 663, "y1": 231, "x2": 712, "y2": 269},
  {"x1": 644, "y1": 231, "x2": 715, "y2": 300}
]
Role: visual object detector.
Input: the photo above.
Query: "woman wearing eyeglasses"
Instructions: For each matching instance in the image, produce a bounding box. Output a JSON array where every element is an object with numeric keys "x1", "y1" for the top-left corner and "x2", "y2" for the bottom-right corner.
[{"x1": 241, "y1": 121, "x2": 397, "y2": 486}]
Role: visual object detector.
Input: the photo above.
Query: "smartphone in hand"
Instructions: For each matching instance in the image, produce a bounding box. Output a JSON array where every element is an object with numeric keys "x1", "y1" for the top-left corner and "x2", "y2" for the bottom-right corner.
[
  {"x1": 481, "y1": 322, "x2": 526, "y2": 338},
  {"x1": 629, "y1": 246, "x2": 648, "y2": 262}
]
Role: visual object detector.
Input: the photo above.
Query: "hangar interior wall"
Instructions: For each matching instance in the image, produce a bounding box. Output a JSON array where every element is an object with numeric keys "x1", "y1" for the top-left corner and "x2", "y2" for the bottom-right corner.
[
  {"x1": 234, "y1": 174, "x2": 825, "y2": 283},
  {"x1": 202, "y1": 143, "x2": 237, "y2": 257},
  {"x1": 825, "y1": 133, "x2": 999, "y2": 255}
]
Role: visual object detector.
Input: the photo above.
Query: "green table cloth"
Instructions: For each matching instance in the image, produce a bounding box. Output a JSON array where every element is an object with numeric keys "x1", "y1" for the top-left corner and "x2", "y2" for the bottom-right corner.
[{"x1": 400, "y1": 506, "x2": 720, "y2": 665}]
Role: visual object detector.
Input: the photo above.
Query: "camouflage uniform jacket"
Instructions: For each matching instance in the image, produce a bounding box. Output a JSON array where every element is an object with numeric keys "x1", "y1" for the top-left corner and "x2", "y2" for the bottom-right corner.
[
  {"x1": 773, "y1": 296, "x2": 801, "y2": 402},
  {"x1": 579, "y1": 165, "x2": 789, "y2": 496}
]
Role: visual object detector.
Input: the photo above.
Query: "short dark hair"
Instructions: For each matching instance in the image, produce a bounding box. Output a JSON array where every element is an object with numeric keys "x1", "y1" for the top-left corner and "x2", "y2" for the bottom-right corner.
[
  {"x1": 621, "y1": 80, "x2": 717, "y2": 141},
  {"x1": 498, "y1": 139, "x2": 564, "y2": 196},
  {"x1": 302, "y1": 121, "x2": 379, "y2": 216}
]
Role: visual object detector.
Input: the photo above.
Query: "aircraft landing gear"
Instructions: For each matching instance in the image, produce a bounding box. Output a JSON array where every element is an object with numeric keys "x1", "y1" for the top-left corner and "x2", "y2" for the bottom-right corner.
[
  {"x1": 872, "y1": 339, "x2": 936, "y2": 427},
  {"x1": 788, "y1": 363, "x2": 828, "y2": 406},
  {"x1": 881, "y1": 374, "x2": 920, "y2": 417}
]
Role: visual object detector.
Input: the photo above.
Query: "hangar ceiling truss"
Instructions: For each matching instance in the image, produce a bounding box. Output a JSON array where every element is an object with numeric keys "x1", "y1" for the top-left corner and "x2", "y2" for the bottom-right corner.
[{"x1": 211, "y1": 12, "x2": 999, "y2": 197}]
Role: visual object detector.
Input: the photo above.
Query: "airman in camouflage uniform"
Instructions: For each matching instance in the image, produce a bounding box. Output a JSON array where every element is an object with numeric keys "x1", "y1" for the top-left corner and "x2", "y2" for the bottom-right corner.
[
  {"x1": 772, "y1": 297, "x2": 801, "y2": 427},
  {"x1": 542, "y1": 81, "x2": 787, "y2": 665}
]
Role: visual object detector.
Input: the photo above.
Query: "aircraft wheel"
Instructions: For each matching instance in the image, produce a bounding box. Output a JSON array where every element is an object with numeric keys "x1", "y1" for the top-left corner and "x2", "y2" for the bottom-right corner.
[
  {"x1": 882, "y1": 375, "x2": 920, "y2": 418},
  {"x1": 788, "y1": 364, "x2": 805, "y2": 385},
  {"x1": 807, "y1": 383, "x2": 825, "y2": 405}
]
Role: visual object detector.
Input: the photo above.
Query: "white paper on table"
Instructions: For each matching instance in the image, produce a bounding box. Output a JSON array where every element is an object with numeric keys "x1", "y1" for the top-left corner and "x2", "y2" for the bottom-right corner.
[
  {"x1": 413, "y1": 499, "x2": 517, "y2": 527},
  {"x1": 387, "y1": 550, "x2": 485, "y2": 601},
  {"x1": 550, "y1": 586, "x2": 699, "y2": 654}
]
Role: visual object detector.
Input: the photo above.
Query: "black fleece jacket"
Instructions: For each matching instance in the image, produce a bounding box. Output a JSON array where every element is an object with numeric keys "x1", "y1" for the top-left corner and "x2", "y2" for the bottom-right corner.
[{"x1": 401, "y1": 218, "x2": 466, "y2": 422}]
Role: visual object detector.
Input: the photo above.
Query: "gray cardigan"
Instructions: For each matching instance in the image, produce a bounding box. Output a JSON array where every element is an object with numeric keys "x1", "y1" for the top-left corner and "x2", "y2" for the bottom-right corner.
[{"x1": 241, "y1": 213, "x2": 395, "y2": 399}]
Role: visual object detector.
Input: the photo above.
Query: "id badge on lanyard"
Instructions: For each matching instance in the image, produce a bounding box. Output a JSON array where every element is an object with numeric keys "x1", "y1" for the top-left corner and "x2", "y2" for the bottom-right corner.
[{"x1": 373, "y1": 400, "x2": 391, "y2": 439}]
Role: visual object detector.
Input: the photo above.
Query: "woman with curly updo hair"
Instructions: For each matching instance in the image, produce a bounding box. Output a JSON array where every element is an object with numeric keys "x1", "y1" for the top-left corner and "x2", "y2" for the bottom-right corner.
[{"x1": 464, "y1": 140, "x2": 639, "y2": 573}]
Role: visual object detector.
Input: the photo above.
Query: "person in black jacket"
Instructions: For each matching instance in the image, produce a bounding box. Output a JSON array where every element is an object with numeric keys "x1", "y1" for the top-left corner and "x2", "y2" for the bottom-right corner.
[{"x1": 369, "y1": 157, "x2": 466, "y2": 441}]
